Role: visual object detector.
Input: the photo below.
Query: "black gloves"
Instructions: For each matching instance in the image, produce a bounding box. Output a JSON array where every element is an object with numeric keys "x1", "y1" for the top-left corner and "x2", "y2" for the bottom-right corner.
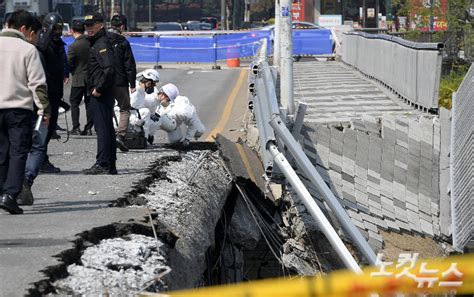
[
  {"x1": 59, "y1": 100, "x2": 71, "y2": 112},
  {"x1": 150, "y1": 113, "x2": 160, "y2": 122}
]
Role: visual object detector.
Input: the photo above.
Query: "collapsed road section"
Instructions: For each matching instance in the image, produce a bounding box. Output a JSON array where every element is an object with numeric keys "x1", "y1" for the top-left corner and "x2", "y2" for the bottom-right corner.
[{"x1": 28, "y1": 139, "x2": 343, "y2": 295}]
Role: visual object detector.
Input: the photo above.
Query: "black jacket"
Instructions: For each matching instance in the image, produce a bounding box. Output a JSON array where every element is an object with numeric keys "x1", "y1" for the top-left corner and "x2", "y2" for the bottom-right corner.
[
  {"x1": 87, "y1": 28, "x2": 115, "y2": 95},
  {"x1": 36, "y1": 30, "x2": 68, "y2": 99},
  {"x1": 67, "y1": 35, "x2": 90, "y2": 88},
  {"x1": 107, "y1": 29, "x2": 137, "y2": 89}
]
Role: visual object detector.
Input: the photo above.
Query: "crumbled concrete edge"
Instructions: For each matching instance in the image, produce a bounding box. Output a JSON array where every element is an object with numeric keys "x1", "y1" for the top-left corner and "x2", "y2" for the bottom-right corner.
[{"x1": 53, "y1": 234, "x2": 170, "y2": 295}]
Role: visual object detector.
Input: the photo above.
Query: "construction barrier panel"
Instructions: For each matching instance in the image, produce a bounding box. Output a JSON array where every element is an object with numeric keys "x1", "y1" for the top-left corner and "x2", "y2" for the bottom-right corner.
[
  {"x1": 141, "y1": 254, "x2": 474, "y2": 297},
  {"x1": 63, "y1": 29, "x2": 333, "y2": 64}
]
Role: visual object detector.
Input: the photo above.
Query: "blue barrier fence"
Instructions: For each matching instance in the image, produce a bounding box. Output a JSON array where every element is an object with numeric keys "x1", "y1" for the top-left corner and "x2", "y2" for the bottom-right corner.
[{"x1": 63, "y1": 29, "x2": 333, "y2": 63}]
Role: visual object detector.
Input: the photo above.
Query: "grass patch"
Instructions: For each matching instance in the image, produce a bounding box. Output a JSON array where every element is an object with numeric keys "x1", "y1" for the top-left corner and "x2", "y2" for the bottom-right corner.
[{"x1": 438, "y1": 64, "x2": 469, "y2": 109}]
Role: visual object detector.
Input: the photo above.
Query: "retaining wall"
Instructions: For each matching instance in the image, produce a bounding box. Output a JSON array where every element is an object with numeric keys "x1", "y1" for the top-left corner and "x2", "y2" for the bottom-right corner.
[{"x1": 299, "y1": 114, "x2": 448, "y2": 251}]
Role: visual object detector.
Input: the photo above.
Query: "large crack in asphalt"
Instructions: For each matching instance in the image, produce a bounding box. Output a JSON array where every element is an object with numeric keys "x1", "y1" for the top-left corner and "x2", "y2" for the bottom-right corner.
[
  {"x1": 29, "y1": 143, "x2": 235, "y2": 295},
  {"x1": 28, "y1": 141, "x2": 328, "y2": 296}
]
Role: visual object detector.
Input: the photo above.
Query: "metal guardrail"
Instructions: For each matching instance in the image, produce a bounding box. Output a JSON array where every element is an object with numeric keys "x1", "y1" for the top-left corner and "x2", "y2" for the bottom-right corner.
[
  {"x1": 249, "y1": 39, "x2": 377, "y2": 269},
  {"x1": 450, "y1": 63, "x2": 474, "y2": 251},
  {"x1": 342, "y1": 32, "x2": 443, "y2": 111}
]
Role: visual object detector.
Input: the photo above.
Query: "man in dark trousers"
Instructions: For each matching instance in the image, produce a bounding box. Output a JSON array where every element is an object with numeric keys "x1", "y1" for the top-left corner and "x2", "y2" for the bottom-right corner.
[
  {"x1": 107, "y1": 14, "x2": 137, "y2": 152},
  {"x1": 68, "y1": 19, "x2": 94, "y2": 136},
  {"x1": 28, "y1": 12, "x2": 69, "y2": 174},
  {"x1": 82, "y1": 13, "x2": 117, "y2": 175},
  {"x1": 0, "y1": 10, "x2": 50, "y2": 214}
]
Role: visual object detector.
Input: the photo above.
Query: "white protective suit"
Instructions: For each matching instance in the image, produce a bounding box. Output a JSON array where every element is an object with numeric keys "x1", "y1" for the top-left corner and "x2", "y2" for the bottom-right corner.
[
  {"x1": 126, "y1": 84, "x2": 160, "y2": 138},
  {"x1": 157, "y1": 95, "x2": 206, "y2": 143}
]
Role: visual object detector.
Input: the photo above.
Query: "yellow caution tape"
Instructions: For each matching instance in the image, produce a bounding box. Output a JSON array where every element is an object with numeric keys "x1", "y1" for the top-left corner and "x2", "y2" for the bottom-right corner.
[{"x1": 140, "y1": 254, "x2": 474, "y2": 297}]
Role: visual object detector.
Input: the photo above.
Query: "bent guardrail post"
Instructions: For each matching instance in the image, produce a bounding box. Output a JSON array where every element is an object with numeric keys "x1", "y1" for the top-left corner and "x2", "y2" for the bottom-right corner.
[
  {"x1": 291, "y1": 102, "x2": 307, "y2": 142},
  {"x1": 268, "y1": 143, "x2": 363, "y2": 273},
  {"x1": 269, "y1": 116, "x2": 377, "y2": 265}
]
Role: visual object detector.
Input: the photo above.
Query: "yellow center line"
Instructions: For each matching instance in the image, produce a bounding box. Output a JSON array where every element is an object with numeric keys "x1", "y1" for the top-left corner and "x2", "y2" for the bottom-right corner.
[{"x1": 205, "y1": 69, "x2": 247, "y2": 141}]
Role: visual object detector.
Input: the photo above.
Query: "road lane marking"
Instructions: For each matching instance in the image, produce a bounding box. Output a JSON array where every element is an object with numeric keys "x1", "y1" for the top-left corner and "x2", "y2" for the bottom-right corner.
[{"x1": 206, "y1": 69, "x2": 247, "y2": 141}]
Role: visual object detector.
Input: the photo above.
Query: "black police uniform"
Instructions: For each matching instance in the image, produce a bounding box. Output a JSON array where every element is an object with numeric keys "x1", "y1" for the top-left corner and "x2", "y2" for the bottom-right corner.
[
  {"x1": 36, "y1": 29, "x2": 68, "y2": 143},
  {"x1": 85, "y1": 27, "x2": 117, "y2": 174}
]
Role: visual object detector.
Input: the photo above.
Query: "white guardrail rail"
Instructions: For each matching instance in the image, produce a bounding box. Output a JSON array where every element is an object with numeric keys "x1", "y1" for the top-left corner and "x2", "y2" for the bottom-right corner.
[{"x1": 248, "y1": 39, "x2": 377, "y2": 270}]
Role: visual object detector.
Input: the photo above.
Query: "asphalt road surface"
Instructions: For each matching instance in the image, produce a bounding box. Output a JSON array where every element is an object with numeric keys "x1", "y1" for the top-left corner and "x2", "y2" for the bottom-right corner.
[{"x1": 0, "y1": 66, "x2": 248, "y2": 296}]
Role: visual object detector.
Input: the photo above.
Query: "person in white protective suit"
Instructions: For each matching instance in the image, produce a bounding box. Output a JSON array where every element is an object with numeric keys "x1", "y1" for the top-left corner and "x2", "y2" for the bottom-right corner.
[
  {"x1": 149, "y1": 83, "x2": 205, "y2": 147},
  {"x1": 124, "y1": 69, "x2": 161, "y2": 144}
]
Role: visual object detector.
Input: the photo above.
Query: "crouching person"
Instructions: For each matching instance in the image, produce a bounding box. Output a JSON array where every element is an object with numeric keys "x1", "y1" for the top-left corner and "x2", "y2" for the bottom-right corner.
[
  {"x1": 124, "y1": 69, "x2": 160, "y2": 145},
  {"x1": 151, "y1": 83, "x2": 205, "y2": 147}
]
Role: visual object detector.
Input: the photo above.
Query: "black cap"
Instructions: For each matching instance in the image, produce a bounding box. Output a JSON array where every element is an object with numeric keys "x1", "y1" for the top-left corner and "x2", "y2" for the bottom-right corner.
[
  {"x1": 72, "y1": 19, "x2": 85, "y2": 32},
  {"x1": 84, "y1": 13, "x2": 104, "y2": 26},
  {"x1": 110, "y1": 14, "x2": 127, "y2": 29}
]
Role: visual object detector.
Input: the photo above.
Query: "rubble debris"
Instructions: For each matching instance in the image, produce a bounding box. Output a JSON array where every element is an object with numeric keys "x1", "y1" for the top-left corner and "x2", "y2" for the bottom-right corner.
[{"x1": 53, "y1": 234, "x2": 169, "y2": 295}]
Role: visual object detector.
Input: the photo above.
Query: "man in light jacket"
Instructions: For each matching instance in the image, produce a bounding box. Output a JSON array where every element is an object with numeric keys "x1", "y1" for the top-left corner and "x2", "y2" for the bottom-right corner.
[{"x1": 0, "y1": 10, "x2": 50, "y2": 214}]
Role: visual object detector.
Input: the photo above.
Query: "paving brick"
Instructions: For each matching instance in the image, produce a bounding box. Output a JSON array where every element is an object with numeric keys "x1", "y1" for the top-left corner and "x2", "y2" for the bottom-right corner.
[
  {"x1": 382, "y1": 208, "x2": 396, "y2": 220},
  {"x1": 369, "y1": 230, "x2": 384, "y2": 242},
  {"x1": 367, "y1": 175, "x2": 381, "y2": 186},
  {"x1": 355, "y1": 182, "x2": 367, "y2": 193},
  {"x1": 380, "y1": 179, "x2": 393, "y2": 198},
  {"x1": 407, "y1": 210, "x2": 422, "y2": 233},
  {"x1": 392, "y1": 198, "x2": 406, "y2": 209},
  {"x1": 397, "y1": 220, "x2": 412, "y2": 232},
  {"x1": 375, "y1": 216, "x2": 389, "y2": 230},
  {"x1": 419, "y1": 211, "x2": 432, "y2": 224},
  {"x1": 355, "y1": 190, "x2": 369, "y2": 207},
  {"x1": 361, "y1": 211, "x2": 378, "y2": 224},
  {"x1": 363, "y1": 220, "x2": 380, "y2": 233},
  {"x1": 342, "y1": 199, "x2": 360, "y2": 211},
  {"x1": 393, "y1": 165, "x2": 407, "y2": 186},
  {"x1": 385, "y1": 218, "x2": 401, "y2": 231},
  {"x1": 420, "y1": 219, "x2": 434, "y2": 236},
  {"x1": 394, "y1": 205, "x2": 408, "y2": 222},
  {"x1": 406, "y1": 201, "x2": 419, "y2": 212},
  {"x1": 406, "y1": 191, "x2": 419, "y2": 207},
  {"x1": 357, "y1": 227, "x2": 370, "y2": 240},
  {"x1": 368, "y1": 238, "x2": 383, "y2": 251},
  {"x1": 343, "y1": 191, "x2": 357, "y2": 204},
  {"x1": 341, "y1": 172, "x2": 355, "y2": 183},
  {"x1": 430, "y1": 202, "x2": 439, "y2": 216},
  {"x1": 394, "y1": 145, "x2": 408, "y2": 164}
]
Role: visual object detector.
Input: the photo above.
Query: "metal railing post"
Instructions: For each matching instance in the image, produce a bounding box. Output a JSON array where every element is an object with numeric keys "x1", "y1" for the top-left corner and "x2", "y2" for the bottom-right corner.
[
  {"x1": 154, "y1": 34, "x2": 162, "y2": 69},
  {"x1": 270, "y1": 117, "x2": 377, "y2": 265},
  {"x1": 268, "y1": 143, "x2": 362, "y2": 273},
  {"x1": 212, "y1": 33, "x2": 221, "y2": 70}
]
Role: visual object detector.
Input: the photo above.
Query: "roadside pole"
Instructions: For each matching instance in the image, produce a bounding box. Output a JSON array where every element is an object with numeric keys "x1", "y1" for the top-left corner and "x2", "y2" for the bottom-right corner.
[
  {"x1": 280, "y1": 0, "x2": 294, "y2": 115},
  {"x1": 274, "y1": 0, "x2": 281, "y2": 65}
]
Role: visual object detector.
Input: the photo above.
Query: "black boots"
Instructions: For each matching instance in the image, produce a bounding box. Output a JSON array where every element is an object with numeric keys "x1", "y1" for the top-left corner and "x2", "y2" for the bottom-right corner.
[
  {"x1": 40, "y1": 160, "x2": 61, "y2": 173},
  {"x1": 82, "y1": 163, "x2": 117, "y2": 175},
  {"x1": 0, "y1": 194, "x2": 23, "y2": 215},
  {"x1": 17, "y1": 180, "x2": 34, "y2": 206},
  {"x1": 116, "y1": 135, "x2": 129, "y2": 152}
]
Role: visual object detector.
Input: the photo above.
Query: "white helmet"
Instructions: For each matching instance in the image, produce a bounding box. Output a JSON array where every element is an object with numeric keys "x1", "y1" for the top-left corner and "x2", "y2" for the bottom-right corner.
[
  {"x1": 139, "y1": 69, "x2": 160, "y2": 83},
  {"x1": 159, "y1": 83, "x2": 179, "y2": 102}
]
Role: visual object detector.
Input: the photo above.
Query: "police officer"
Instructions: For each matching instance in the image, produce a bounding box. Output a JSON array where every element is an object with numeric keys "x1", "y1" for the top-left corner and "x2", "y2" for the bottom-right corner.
[
  {"x1": 82, "y1": 13, "x2": 117, "y2": 175},
  {"x1": 107, "y1": 14, "x2": 137, "y2": 152},
  {"x1": 29, "y1": 12, "x2": 69, "y2": 174}
]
